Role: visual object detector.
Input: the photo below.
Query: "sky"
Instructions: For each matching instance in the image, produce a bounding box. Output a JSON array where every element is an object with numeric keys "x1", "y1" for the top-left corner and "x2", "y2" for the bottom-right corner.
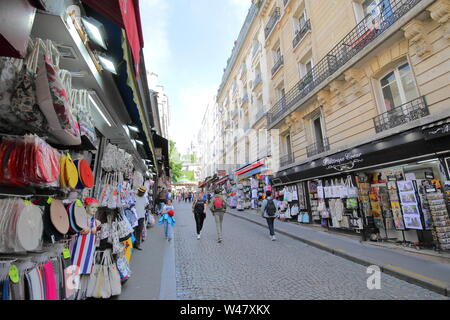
[{"x1": 139, "y1": 0, "x2": 250, "y2": 155}]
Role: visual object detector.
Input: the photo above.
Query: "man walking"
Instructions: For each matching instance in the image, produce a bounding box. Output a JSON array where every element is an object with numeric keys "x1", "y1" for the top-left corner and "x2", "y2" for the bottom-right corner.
[
  {"x1": 209, "y1": 189, "x2": 227, "y2": 243},
  {"x1": 260, "y1": 190, "x2": 279, "y2": 241},
  {"x1": 134, "y1": 186, "x2": 149, "y2": 250}
]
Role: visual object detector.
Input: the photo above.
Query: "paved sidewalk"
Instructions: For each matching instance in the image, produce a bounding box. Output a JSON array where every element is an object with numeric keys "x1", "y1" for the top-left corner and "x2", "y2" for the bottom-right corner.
[
  {"x1": 117, "y1": 216, "x2": 177, "y2": 300},
  {"x1": 227, "y1": 208, "x2": 450, "y2": 296}
]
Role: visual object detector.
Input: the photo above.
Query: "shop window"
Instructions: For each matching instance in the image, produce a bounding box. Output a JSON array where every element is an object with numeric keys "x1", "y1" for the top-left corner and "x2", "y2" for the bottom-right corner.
[{"x1": 379, "y1": 62, "x2": 419, "y2": 112}]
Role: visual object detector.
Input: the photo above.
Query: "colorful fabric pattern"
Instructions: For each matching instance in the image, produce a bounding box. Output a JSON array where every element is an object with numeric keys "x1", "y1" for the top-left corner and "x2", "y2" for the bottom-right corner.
[{"x1": 70, "y1": 217, "x2": 97, "y2": 275}]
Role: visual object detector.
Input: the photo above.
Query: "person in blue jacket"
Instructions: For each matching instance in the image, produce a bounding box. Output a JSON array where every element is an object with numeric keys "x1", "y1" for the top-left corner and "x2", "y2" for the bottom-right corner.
[{"x1": 158, "y1": 200, "x2": 176, "y2": 241}]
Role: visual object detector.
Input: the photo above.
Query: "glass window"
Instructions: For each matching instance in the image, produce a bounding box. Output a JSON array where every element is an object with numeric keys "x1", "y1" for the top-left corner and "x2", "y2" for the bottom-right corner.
[
  {"x1": 313, "y1": 117, "x2": 324, "y2": 145},
  {"x1": 380, "y1": 62, "x2": 418, "y2": 112},
  {"x1": 399, "y1": 63, "x2": 419, "y2": 102}
]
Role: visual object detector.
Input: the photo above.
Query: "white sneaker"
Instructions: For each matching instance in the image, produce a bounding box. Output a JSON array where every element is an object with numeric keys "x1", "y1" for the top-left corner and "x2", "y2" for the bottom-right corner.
[
  {"x1": 271, "y1": 236, "x2": 276, "y2": 241},
  {"x1": 197, "y1": 234, "x2": 201, "y2": 240}
]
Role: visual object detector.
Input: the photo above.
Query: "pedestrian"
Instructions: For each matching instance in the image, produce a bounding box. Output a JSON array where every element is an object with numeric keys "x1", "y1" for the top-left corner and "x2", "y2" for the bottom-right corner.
[
  {"x1": 158, "y1": 200, "x2": 176, "y2": 241},
  {"x1": 209, "y1": 189, "x2": 227, "y2": 243},
  {"x1": 192, "y1": 193, "x2": 207, "y2": 240},
  {"x1": 260, "y1": 190, "x2": 279, "y2": 241},
  {"x1": 134, "y1": 186, "x2": 149, "y2": 250}
]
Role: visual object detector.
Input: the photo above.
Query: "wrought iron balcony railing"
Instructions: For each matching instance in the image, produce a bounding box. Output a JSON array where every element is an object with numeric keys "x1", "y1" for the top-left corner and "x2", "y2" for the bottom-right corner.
[
  {"x1": 280, "y1": 153, "x2": 295, "y2": 167},
  {"x1": 293, "y1": 20, "x2": 311, "y2": 48},
  {"x1": 271, "y1": 55, "x2": 284, "y2": 76},
  {"x1": 373, "y1": 96, "x2": 429, "y2": 133},
  {"x1": 268, "y1": 0, "x2": 423, "y2": 127},
  {"x1": 306, "y1": 137, "x2": 330, "y2": 158},
  {"x1": 265, "y1": 7, "x2": 280, "y2": 39}
]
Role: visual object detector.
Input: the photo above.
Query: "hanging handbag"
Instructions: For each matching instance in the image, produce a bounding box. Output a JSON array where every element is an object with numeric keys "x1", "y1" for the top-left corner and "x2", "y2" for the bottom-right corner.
[
  {"x1": 116, "y1": 253, "x2": 132, "y2": 282},
  {"x1": 73, "y1": 89, "x2": 97, "y2": 148},
  {"x1": 0, "y1": 56, "x2": 23, "y2": 133},
  {"x1": 346, "y1": 176, "x2": 358, "y2": 198},
  {"x1": 302, "y1": 212, "x2": 310, "y2": 224},
  {"x1": 86, "y1": 252, "x2": 101, "y2": 298},
  {"x1": 346, "y1": 198, "x2": 358, "y2": 209},
  {"x1": 10, "y1": 40, "x2": 48, "y2": 135},
  {"x1": 317, "y1": 183, "x2": 324, "y2": 199},
  {"x1": 107, "y1": 253, "x2": 121, "y2": 296},
  {"x1": 339, "y1": 177, "x2": 348, "y2": 199},
  {"x1": 324, "y1": 181, "x2": 331, "y2": 198},
  {"x1": 35, "y1": 39, "x2": 81, "y2": 146},
  {"x1": 99, "y1": 253, "x2": 112, "y2": 299},
  {"x1": 116, "y1": 211, "x2": 134, "y2": 242}
]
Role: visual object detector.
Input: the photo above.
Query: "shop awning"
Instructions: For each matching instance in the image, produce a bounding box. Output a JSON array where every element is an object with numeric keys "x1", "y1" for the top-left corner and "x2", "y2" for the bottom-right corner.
[
  {"x1": 240, "y1": 166, "x2": 268, "y2": 179},
  {"x1": 215, "y1": 176, "x2": 229, "y2": 185},
  {"x1": 81, "y1": 0, "x2": 144, "y2": 75},
  {"x1": 235, "y1": 161, "x2": 265, "y2": 176}
]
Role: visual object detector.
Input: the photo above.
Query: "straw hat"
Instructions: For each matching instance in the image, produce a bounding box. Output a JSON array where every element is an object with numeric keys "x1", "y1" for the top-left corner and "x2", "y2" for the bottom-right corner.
[{"x1": 138, "y1": 186, "x2": 147, "y2": 193}]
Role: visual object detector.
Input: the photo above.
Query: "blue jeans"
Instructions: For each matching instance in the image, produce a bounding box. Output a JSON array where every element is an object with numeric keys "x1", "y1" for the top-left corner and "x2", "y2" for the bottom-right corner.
[{"x1": 164, "y1": 221, "x2": 173, "y2": 239}]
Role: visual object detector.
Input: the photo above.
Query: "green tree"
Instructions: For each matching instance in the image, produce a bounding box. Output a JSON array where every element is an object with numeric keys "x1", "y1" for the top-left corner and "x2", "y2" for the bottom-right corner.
[{"x1": 169, "y1": 140, "x2": 183, "y2": 182}]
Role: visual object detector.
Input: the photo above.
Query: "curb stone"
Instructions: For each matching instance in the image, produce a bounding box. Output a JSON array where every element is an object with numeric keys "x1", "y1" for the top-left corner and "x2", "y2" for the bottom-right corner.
[{"x1": 226, "y1": 210, "x2": 449, "y2": 297}]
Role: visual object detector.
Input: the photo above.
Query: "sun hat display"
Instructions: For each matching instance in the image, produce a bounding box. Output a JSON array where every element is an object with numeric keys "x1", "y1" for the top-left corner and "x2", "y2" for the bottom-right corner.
[
  {"x1": 16, "y1": 203, "x2": 43, "y2": 251},
  {"x1": 73, "y1": 202, "x2": 90, "y2": 231},
  {"x1": 49, "y1": 199, "x2": 69, "y2": 235},
  {"x1": 74, "y1": 159, "x2": 94, "y2": 189},
  {"x1": 63, "y1": 154, "x2": 78, "y2": 189}
]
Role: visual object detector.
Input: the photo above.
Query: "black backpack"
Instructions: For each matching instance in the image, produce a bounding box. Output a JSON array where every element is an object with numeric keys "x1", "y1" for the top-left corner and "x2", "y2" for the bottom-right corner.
[
  {"x1": 266, "y1": 199, "x2": 276, "y2": 217},
  {"x1": 194, "y1": 200, "x2": 205, "y2": 214}
]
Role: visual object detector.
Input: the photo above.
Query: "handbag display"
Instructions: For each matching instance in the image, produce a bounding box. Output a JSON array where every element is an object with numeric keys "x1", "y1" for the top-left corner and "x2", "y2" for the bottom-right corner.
[
  {"x1": 346, "y1": 176, "x2": 359, "y2": 198},
  {"x1": 35, "y1": 39, "x2": 81, "y2": 146}
]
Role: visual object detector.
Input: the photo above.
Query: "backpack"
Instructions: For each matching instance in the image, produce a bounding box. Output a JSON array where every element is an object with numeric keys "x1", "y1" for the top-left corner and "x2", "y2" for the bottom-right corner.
[
  {"x1": 213, "y1": 196, "x2": 223, "y2": 210},
  {"x1": 194, "y1": 200, "x2": 205, "y2": 214},
  {"x1": 266, "y1": 199, "x2": 276, "y2": 217}
]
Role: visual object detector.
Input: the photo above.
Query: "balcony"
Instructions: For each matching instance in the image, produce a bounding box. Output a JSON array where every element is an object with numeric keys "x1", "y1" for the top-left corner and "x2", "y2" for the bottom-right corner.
[
  {"x1": 271, "y1": 55, "x2": 284, "y2": 76},
  {"x1": 267, "y1": 0, "x2": 423, "y2": 128},
  {"x1": 253, "y1": 73, "x2": 262, "y2": 90},
  {"x1": 373, "y1": 96, "x2": 429, "y2": 133},
  {"x1": 293, "y1": 20, "x2": 311, "y2": 48},
  {"x1": 306, "y1": 137, "x2": 330, "y2": 158},
  {"x1": 265, "y1": 7, "x2": 280, "y2": 39},
  {"x1": 280, "y1": 153, "x2": 295, "y2": 167}
]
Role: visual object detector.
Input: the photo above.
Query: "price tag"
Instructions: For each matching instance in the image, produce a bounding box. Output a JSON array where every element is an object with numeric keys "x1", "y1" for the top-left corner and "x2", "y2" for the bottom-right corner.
[
  {"x1": 47, "y1": 197, "x2": 53, "y2": 204},
  {"x1": 75, "y1": 200, "x2": 83, "y2": 207},
  {"x1": 62, "y1": 248, "x2": 71, "y2": 259},
  {"x1": 23, "y1": 200, "x2": 32, "y2": 205},
  {"x1": 9, "y1": 265, "x2": 19, "y2": 283}
]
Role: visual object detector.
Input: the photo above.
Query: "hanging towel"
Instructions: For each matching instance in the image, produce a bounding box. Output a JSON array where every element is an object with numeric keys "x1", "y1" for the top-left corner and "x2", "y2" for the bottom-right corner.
[
  {"x1": 28, "y1": 268, "x2": 43, "y2": 300},
  {"x1": 2, "y1": 278, "x2": 9, "y2": 300},
  {"x1": 70, "y1": 217, "x2": 97, "y2": 275},
  {"x1": 43, "y1": 261, "x2": 58, "y2": 300}
]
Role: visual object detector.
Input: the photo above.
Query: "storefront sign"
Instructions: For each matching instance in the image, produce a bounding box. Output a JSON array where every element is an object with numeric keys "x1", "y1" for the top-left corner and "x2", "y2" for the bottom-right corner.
[
  {"x1": 424, "y1": 122, "x2": 450, "y2": 140},
  {"x1": 323, "y1": 152, "x2": 363, "y2": 171}
]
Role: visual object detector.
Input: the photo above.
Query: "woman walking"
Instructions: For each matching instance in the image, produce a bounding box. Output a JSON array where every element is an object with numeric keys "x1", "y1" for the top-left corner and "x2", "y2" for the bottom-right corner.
[
  {"x1": 209, "y1": 189, "x2": 227, "y2": 243},
  {"x1": 192, "y1": 193, "x2": 207, "y2": 240}
]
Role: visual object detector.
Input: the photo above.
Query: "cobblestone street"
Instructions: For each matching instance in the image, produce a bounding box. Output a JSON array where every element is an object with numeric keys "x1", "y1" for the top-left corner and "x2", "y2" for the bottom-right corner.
[{"x1": 173, "y1": 201, "x2": 446, "y2": 300}]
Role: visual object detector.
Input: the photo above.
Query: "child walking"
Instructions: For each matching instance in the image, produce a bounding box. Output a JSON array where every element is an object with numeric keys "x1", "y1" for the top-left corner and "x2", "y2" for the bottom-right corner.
[{"x1": 158, "y1": 200, "x2": 176, "y2": 241}]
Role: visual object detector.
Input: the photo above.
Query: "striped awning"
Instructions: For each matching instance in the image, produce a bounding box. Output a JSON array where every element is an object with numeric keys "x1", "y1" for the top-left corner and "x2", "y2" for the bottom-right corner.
[{"x1": 215, "y1": 176, "x2": 229, "y2": 185}]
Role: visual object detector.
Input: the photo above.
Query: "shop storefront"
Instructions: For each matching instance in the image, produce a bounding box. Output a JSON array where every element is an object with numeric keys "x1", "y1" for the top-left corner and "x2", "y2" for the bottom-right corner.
[
  {"x1": 234, "y1": 159, "x2": 273, "y2": 211},
  {"x1": 0, "y1": 0, "x2": 166, "y2": 300},
  {"x1": 273, "y1": 125, "x2": 450, "y2": 251}
]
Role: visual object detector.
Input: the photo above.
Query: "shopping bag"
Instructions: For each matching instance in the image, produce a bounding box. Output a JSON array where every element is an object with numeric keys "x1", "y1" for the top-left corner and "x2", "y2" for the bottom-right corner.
[
  {"x1": 339, "y1": 177, "x2": 348, "y2": 198},
  {"x1": 302, "y1": 212, "x2": 310, "y2": 224},
  {"x1": 107, "y1": 254, "x2": 121, "y2": 296},
  {"x1": 346, "y1": 176, "x2": 358, "y2": 198}
]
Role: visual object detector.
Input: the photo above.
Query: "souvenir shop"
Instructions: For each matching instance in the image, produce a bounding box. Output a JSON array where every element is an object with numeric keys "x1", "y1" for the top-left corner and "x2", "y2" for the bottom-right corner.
[
  {"x1": 0, "y1": 0, "x2": 162, "y2": 300},
  {"x1": 234, "y1": 160, "x2": 272, "y2": 211},
  {"x1": 272, "y1": 125, "x2": 450, "y2": 251}
]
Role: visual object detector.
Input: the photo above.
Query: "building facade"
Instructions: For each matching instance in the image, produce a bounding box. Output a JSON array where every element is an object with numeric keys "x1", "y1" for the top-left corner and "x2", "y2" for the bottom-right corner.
[
  {"x1": 202, "y1": 0, "x2": 450, "y2": 245},
  {"x1": 148, "y1": 72, "x2": 171, "y2": 140}
]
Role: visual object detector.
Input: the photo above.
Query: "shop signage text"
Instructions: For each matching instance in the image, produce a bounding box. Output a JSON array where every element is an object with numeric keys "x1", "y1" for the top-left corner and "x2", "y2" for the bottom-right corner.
[
  {"x1": 424, "y1": 123, "x2": 450, "y2": 139},
  {"x1": 323, "y1": 152, "x2": 363, "y2": 171}
]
